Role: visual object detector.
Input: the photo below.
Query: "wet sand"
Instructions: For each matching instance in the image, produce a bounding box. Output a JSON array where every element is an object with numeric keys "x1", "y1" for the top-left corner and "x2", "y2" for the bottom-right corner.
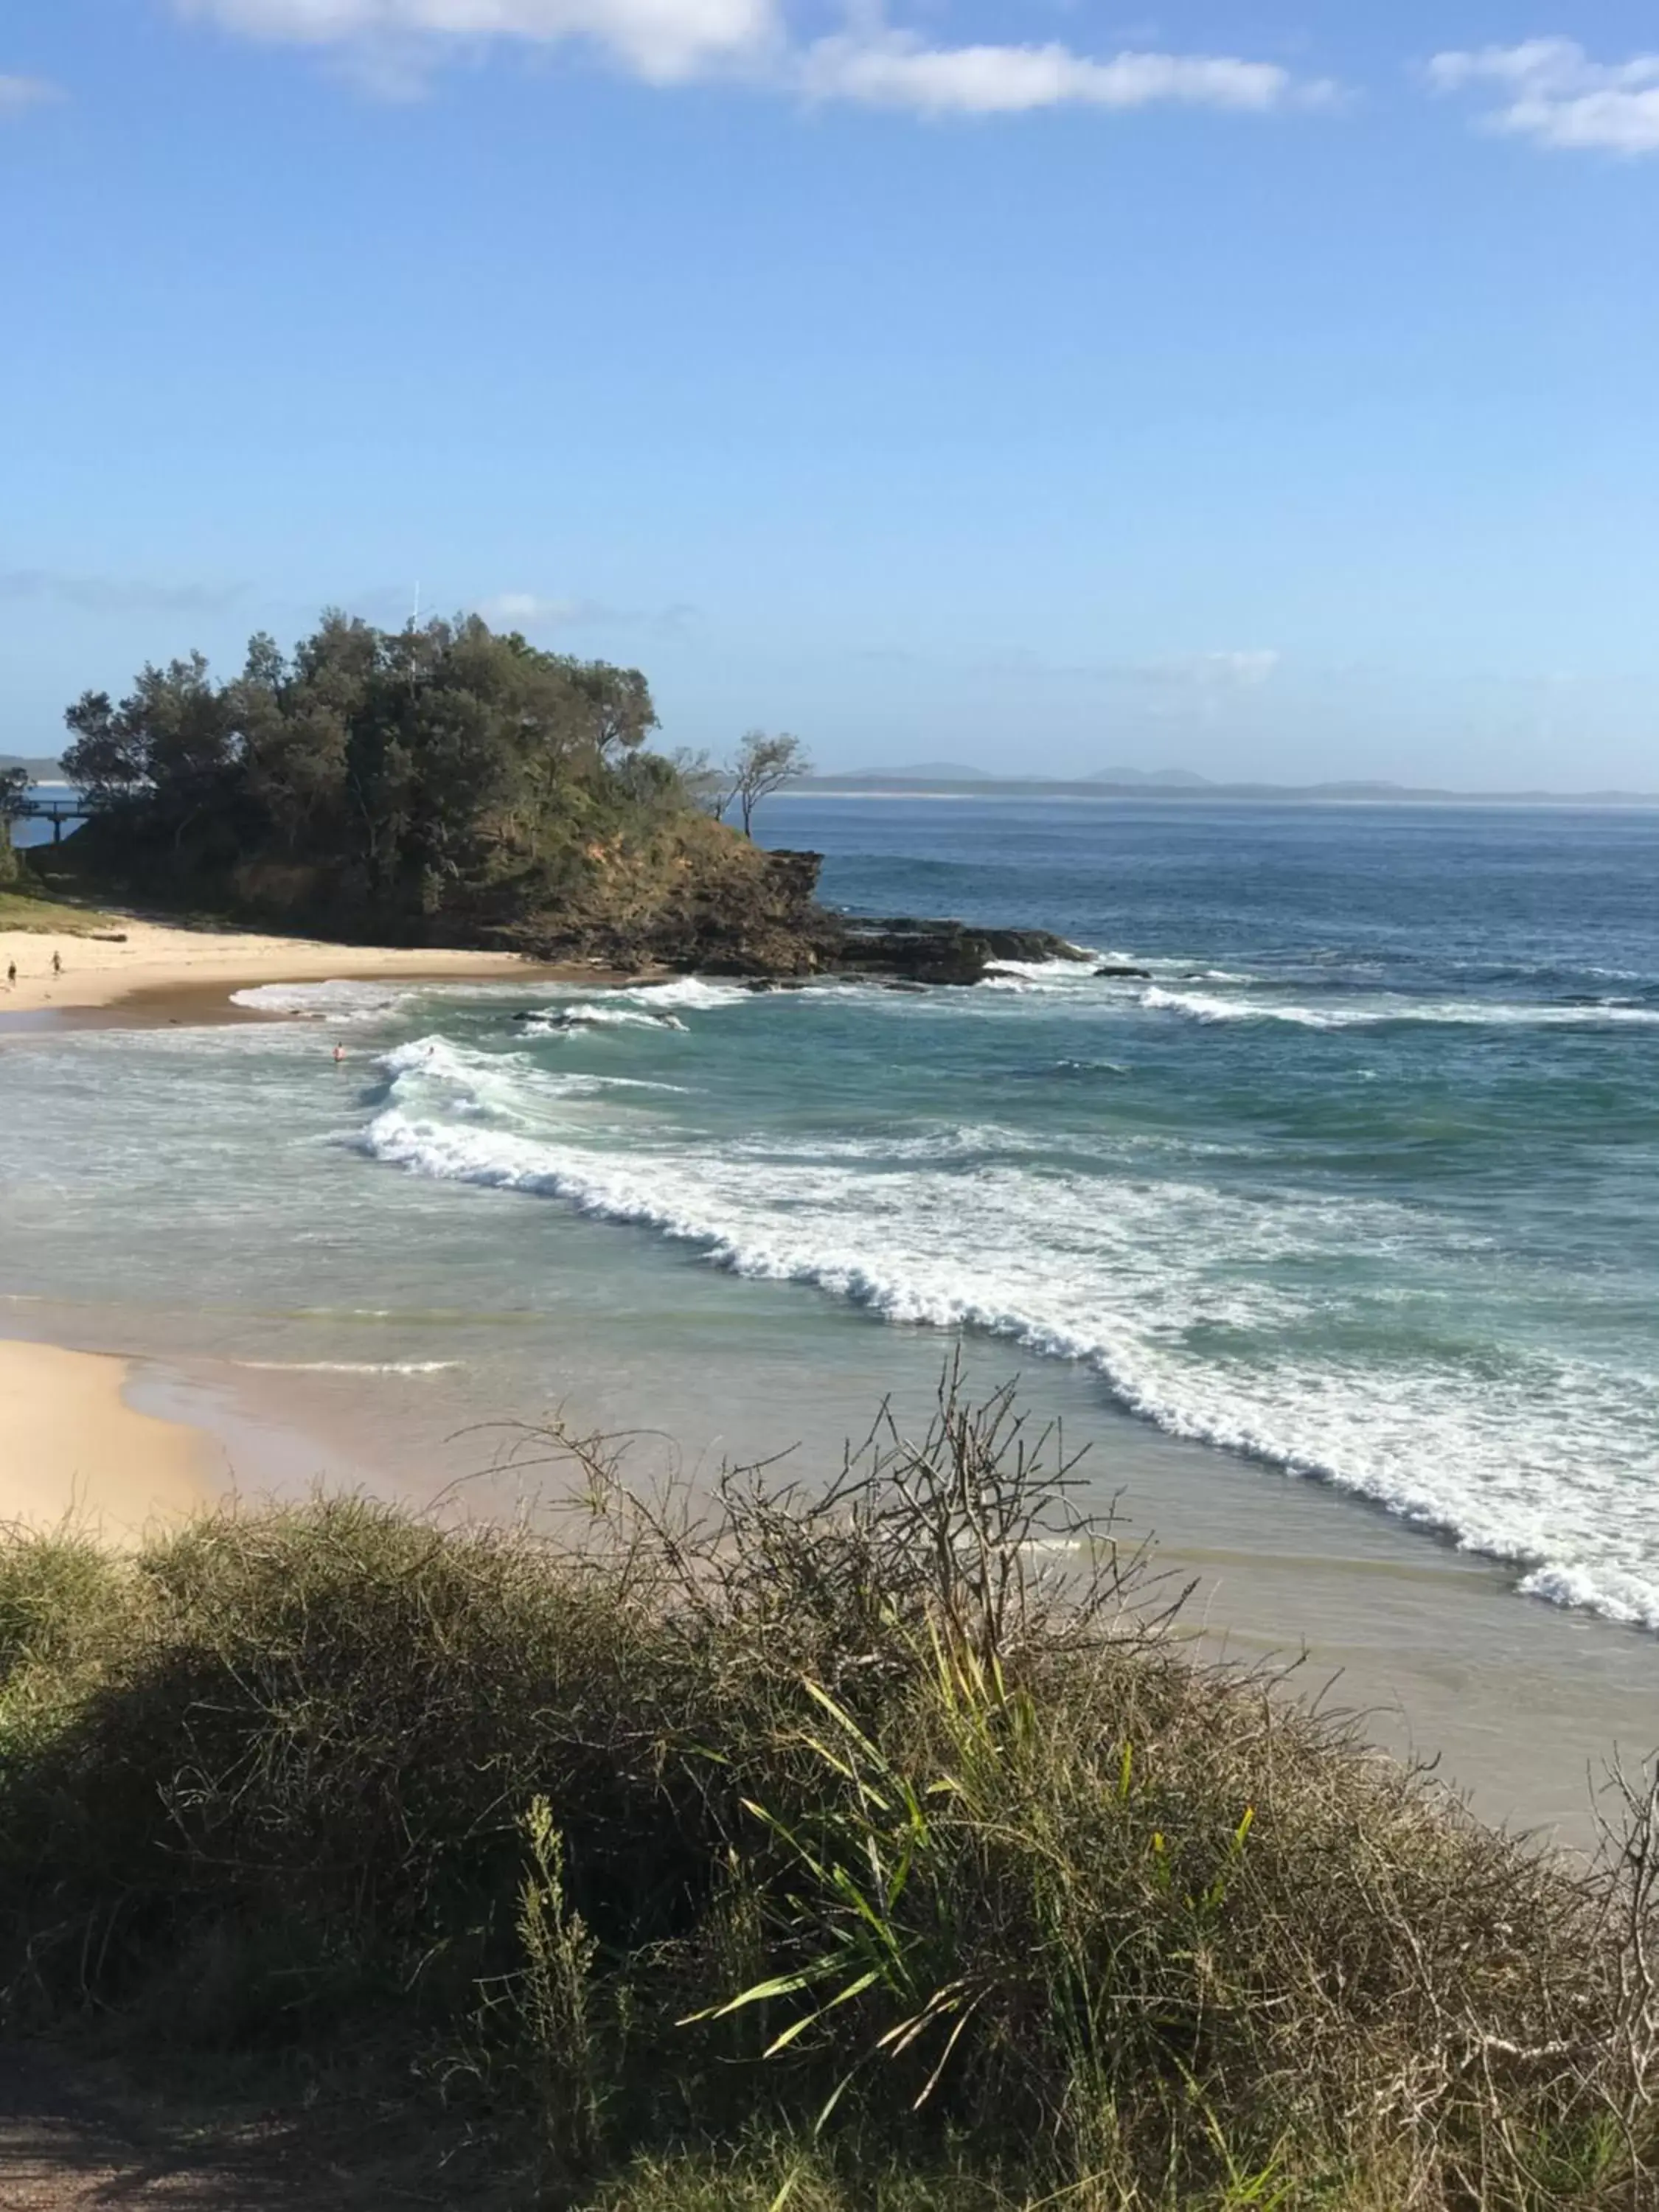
[
  {"x1": 0, "y1": 1340, "x2": 223, "y2": 1537},
  {"x1": 13, "y1": 1262, "x2": 1654, "y2": 1855},
  {"x1": 0, "y1": 914, "x2": 638, "y2": 1029}
]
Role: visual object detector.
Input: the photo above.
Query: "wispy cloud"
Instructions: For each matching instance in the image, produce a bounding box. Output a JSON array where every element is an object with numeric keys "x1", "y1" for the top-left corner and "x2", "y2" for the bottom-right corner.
[
  {"x1": 1176, "y1": 648, "x2": 1280, "y2": 689},
  {"x1": 0, "y1": 74, "x2": 63, "y2": 114},
  {"x1": 0, "y1": 568, "x2": 243, "y2": 616},
  {"x1": 793, "y1": 35, "x2": 1332, "y2": 115},
  {"x1": 1429, "y1": 38, "x2": 1659, "y2": 155},
  {"x1": 475, "y1": 590, "x2": 700, "y2": 637},
  {"x1": 176, "y1": 0, "x2": 782, "y2": 88},
  {"x1": 1092, "y1": 647, "x2": 1283, "y2": 691},
  {"x1": 973, "y1": 646, "x2": 1281, "y2": 689},
  {"x1": 172, "y1": 0, "x2": 1338, "y2": 119},
  {"x1": 796, "y1": 37, "x2": 1336, "y2": 116},
  {"x1": 476, "y1": 591, "x2": 618, "y2": 628}
]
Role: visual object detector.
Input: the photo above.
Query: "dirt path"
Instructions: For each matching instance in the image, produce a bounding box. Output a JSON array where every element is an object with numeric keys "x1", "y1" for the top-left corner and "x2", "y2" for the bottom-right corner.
[{"x1": 0, "y1": 2048, "x2": 455, "y2": 2210}]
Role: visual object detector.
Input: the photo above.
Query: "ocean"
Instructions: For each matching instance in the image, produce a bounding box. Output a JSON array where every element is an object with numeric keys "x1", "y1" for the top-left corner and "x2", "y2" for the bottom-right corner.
[{"x1": 5, "y1": 796, "x2": 1659, "y2": 1649}]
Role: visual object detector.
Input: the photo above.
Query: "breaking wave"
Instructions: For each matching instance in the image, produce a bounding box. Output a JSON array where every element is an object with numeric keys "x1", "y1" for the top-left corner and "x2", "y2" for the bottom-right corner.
[
  {"x1": 354, "y1": 1037, "x2": 1659, "y2": 1636},
  {"x1": 1141, "y1": 985, "x2": 1659, "y2": 1030}
]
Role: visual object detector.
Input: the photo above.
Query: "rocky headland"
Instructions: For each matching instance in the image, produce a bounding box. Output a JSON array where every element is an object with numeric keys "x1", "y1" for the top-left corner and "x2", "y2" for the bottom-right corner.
[{"x1": 499, "y1": 846, "x2": 1085, "y2": 985}]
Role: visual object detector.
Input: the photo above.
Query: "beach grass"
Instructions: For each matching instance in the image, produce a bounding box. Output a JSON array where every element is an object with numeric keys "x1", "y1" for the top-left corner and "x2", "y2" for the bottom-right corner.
[
  {"x1": 0, "y1": 886, "x2": 119, "y2": 933},
  {"x1": 1, "y1": 1374, "x2": 1653, "y2": 2208}
]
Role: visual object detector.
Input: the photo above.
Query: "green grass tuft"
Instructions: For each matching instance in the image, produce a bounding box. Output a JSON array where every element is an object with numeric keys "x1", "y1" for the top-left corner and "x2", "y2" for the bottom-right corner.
[{"x1": 1, "y1": 1377, "x2": 1654, "y2": 2209}]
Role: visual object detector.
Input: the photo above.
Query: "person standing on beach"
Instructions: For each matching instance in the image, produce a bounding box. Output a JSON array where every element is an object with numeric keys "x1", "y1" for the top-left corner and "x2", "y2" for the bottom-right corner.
[
  {"x1": 52, "y1": 951, "x2": 61, "y2": 975},
  {"x1": 5, "y1": 961, "x2": 14, "y2": 987}
]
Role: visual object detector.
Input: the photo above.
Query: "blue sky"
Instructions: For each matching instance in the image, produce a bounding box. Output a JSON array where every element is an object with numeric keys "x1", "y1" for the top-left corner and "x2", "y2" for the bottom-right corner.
[{"x1": 3, "y1": 5, "x2": 1658, "y2": 786}]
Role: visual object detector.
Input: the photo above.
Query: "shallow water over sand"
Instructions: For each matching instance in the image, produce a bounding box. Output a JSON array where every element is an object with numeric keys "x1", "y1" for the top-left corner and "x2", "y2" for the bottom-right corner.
[{"x1": 4, "y1": 798, "x2": 1657, "y2": 1843}]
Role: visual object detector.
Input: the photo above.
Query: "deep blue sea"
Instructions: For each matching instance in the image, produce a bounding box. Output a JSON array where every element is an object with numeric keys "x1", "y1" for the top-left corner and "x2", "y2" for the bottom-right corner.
[{"x1": 6, "y1": 797, "x2": 1658, "y2": 1631}]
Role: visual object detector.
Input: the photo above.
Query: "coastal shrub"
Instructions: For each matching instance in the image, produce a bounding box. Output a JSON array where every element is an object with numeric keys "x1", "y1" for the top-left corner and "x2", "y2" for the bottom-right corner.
[{"x1": 0, "y1": 1379, "x2": 1654, "y2": 2209}]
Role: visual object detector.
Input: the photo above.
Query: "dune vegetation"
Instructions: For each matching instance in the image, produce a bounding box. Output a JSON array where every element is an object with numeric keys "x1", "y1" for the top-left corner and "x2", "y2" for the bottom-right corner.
[
  {"x1": 1, "y1": 1375, "x2": 1655, "y2": 2208},
  {"x1": 0, "y1": 888, "x2": 119, "y2": 932}
]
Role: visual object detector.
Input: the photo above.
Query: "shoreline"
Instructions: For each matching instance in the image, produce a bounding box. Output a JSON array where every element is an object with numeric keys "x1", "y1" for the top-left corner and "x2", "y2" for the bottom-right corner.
[
  {"x1": 0, "y1": 1339, "x2": 223, "y2": 1537},
  {"x1": 5, "y1": 1300, "x2": 1654, "y2": 1856},
  {"x1": 0, "y1": 911, "x2": 653, "y2": 1029}
]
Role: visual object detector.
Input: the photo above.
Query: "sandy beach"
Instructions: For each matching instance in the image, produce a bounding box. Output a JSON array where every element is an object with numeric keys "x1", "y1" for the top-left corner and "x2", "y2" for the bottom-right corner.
[
  {"x1": 0, "y1": 914, "x2": 561, "y2": 1021},
  {"x1": 0, "y1": 1340, "x2": 219, "y2": 1537}
]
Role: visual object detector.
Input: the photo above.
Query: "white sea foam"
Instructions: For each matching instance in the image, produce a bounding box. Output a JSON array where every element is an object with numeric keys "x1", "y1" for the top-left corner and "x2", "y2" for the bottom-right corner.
[
  {"x1": 355, "y1": 1060, "x2": 1659, "y2": 1635},
  {"x1": 982, "y1": 955, "x2": 1101, "y2": 992},
  {"x1": 380, "y1": 1034, "x2": 486, "y2": 1081},
  {"x1": 232, "y1": 979, "x2": 418, "y2": 1022},
  {"x1": 1141, "y1": 985, "x2": 1659, "y2": 1030},
  {"x1": 375, "y1": 1035, "x2": 684, "y2": 1124},
  {"x1": 526, "y1": 1004, "x2": 688, "y2": 1034},
  {"x1": 236, "y1": 1359, "x2": 462, "y2": 1374},
  {"x1": 614, "y1": 977, "x2": 752, "y2": 1010}
]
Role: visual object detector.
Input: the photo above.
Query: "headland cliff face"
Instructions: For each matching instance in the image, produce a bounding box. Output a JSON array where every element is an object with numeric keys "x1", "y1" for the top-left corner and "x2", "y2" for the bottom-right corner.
[{"x1": 500, "y1": 844, "x2": 1082, "y2": 984}]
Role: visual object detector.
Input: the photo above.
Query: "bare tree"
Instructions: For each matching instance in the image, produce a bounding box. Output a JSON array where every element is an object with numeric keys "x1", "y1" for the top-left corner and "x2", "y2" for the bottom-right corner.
[
  {"x1": 728, "y1": 729, "x2": 810, "y2": 836},
  {"x1": 667, "y1": 746, "x2": 730, "y2": 817}
]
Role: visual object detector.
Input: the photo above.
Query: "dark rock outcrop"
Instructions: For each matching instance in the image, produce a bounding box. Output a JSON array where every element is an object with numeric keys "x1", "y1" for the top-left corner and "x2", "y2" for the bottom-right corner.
[
  {"x1": 42, "y1": 825, "x2": 1085, "y2": 992},
  {"x1": 830, "y1": 920, "x2": 1082, "y2": 987},
  {"x1": 661, "y1": 855, "x2": 1086, "y2": 987}
]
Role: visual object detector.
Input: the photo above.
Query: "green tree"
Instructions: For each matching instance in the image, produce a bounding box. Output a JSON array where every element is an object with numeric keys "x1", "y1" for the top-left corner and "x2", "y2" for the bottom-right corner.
[
  {"x1": 58, "y1": 610, "x2": 692, "y2": 933},
  {"x1": 62, "y1": 691, "x2": 147, "y2": 804},
  {"x1": 0, "y1": 765, "x2": 27, "y2": 884}
]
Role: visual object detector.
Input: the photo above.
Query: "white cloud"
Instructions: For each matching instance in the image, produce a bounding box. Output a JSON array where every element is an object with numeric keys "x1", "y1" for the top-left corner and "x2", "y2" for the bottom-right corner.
[
  {"x1": 175, "y1": 0, "x2": 779, "y2": 84},
  {"x1": 474, "y1": 591, "x2": 698, "y2": 633},
  {"x1": 1196, "y1": 648, "x2": 1279, "y2": 688},
  {"x1": 173, "y1": 0, "x2": 1338, "y2": 114},
  {"x1": 476, "y1": 591, "x2": 613, "y2": 627},
  {"x1": 0, "y1": 74, "x2": 62, "y2": 114},
  {"x1": 1429, "y1": 38, "x2": 1659, "y2": 154},
  {"x1": 793, "y1": 35, "x2": 1332, "y2": 115}
]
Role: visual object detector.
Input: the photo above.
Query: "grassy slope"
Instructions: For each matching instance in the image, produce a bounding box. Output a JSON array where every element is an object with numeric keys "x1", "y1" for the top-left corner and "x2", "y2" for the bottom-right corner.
[
  {"x1": 0, "y1": 1383, "x2": 1652, "y2": 2211},
  {"x1": 0, "y1": 887, "x2": 119, "y2": 933}
]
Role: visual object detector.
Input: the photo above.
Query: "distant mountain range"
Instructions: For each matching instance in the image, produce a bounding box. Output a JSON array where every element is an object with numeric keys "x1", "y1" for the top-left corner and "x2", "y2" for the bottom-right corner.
[
  {"x1": 798, "y1": 766, "x2": 1658, "y2": 804},
  {"x1": 843, "y1": 762, "x2": 1214, "y2": 787}
]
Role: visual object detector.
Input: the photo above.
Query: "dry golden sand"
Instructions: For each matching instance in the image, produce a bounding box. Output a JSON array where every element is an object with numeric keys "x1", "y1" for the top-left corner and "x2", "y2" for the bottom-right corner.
[
  {"x1": 0, "y1": 914, "x2": 543, "y2": 1018},
  {"x1": 0, "y1": 1342, "x2": 219, "y2": 1537}
]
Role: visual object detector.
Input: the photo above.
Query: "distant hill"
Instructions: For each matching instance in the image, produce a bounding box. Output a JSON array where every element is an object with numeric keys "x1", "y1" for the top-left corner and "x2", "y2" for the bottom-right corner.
[
  {"x1": 1, "y1": 754, "x2": 64, "y2": 781},
  {"x1": 796, "y1": 770, "x2": 1658, "y2": 805},
  {"x1": 1087, "y1": 766, "x2": 1211, "y2": 788}
]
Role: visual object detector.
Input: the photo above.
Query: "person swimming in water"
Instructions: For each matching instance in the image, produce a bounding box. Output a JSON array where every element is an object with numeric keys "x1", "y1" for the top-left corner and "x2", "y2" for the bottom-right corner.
[{"x1": 333, "y1": 1043, "x2": 346, "y2": 1064}]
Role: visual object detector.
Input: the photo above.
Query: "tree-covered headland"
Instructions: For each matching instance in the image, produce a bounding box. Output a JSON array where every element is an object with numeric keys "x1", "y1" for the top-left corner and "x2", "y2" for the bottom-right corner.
[
  {"x1": 45, "y1": 610, "x2": 1077, "y2": 981},
  {"x1": 53, "y1": 612, "x2": 816, "y2": 967}
]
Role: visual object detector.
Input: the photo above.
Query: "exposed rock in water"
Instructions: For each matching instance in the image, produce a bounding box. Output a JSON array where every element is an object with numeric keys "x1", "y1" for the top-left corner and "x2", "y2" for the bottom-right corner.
[
  {"x1": 1094, "y1": 963, "x2": 1152, "y2": 979},
  {"x1": 536, "y1": 849, "x2": 1091, "y2": 987},
  {"x1": 829, "y1": 918, "x2": 1085, "y2": 987}
]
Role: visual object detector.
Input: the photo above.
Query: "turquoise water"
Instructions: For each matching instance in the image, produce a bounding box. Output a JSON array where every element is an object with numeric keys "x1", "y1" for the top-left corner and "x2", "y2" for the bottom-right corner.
[{"x1": 4, "y1": 798, "x2": 1658, "y2": 1630}]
